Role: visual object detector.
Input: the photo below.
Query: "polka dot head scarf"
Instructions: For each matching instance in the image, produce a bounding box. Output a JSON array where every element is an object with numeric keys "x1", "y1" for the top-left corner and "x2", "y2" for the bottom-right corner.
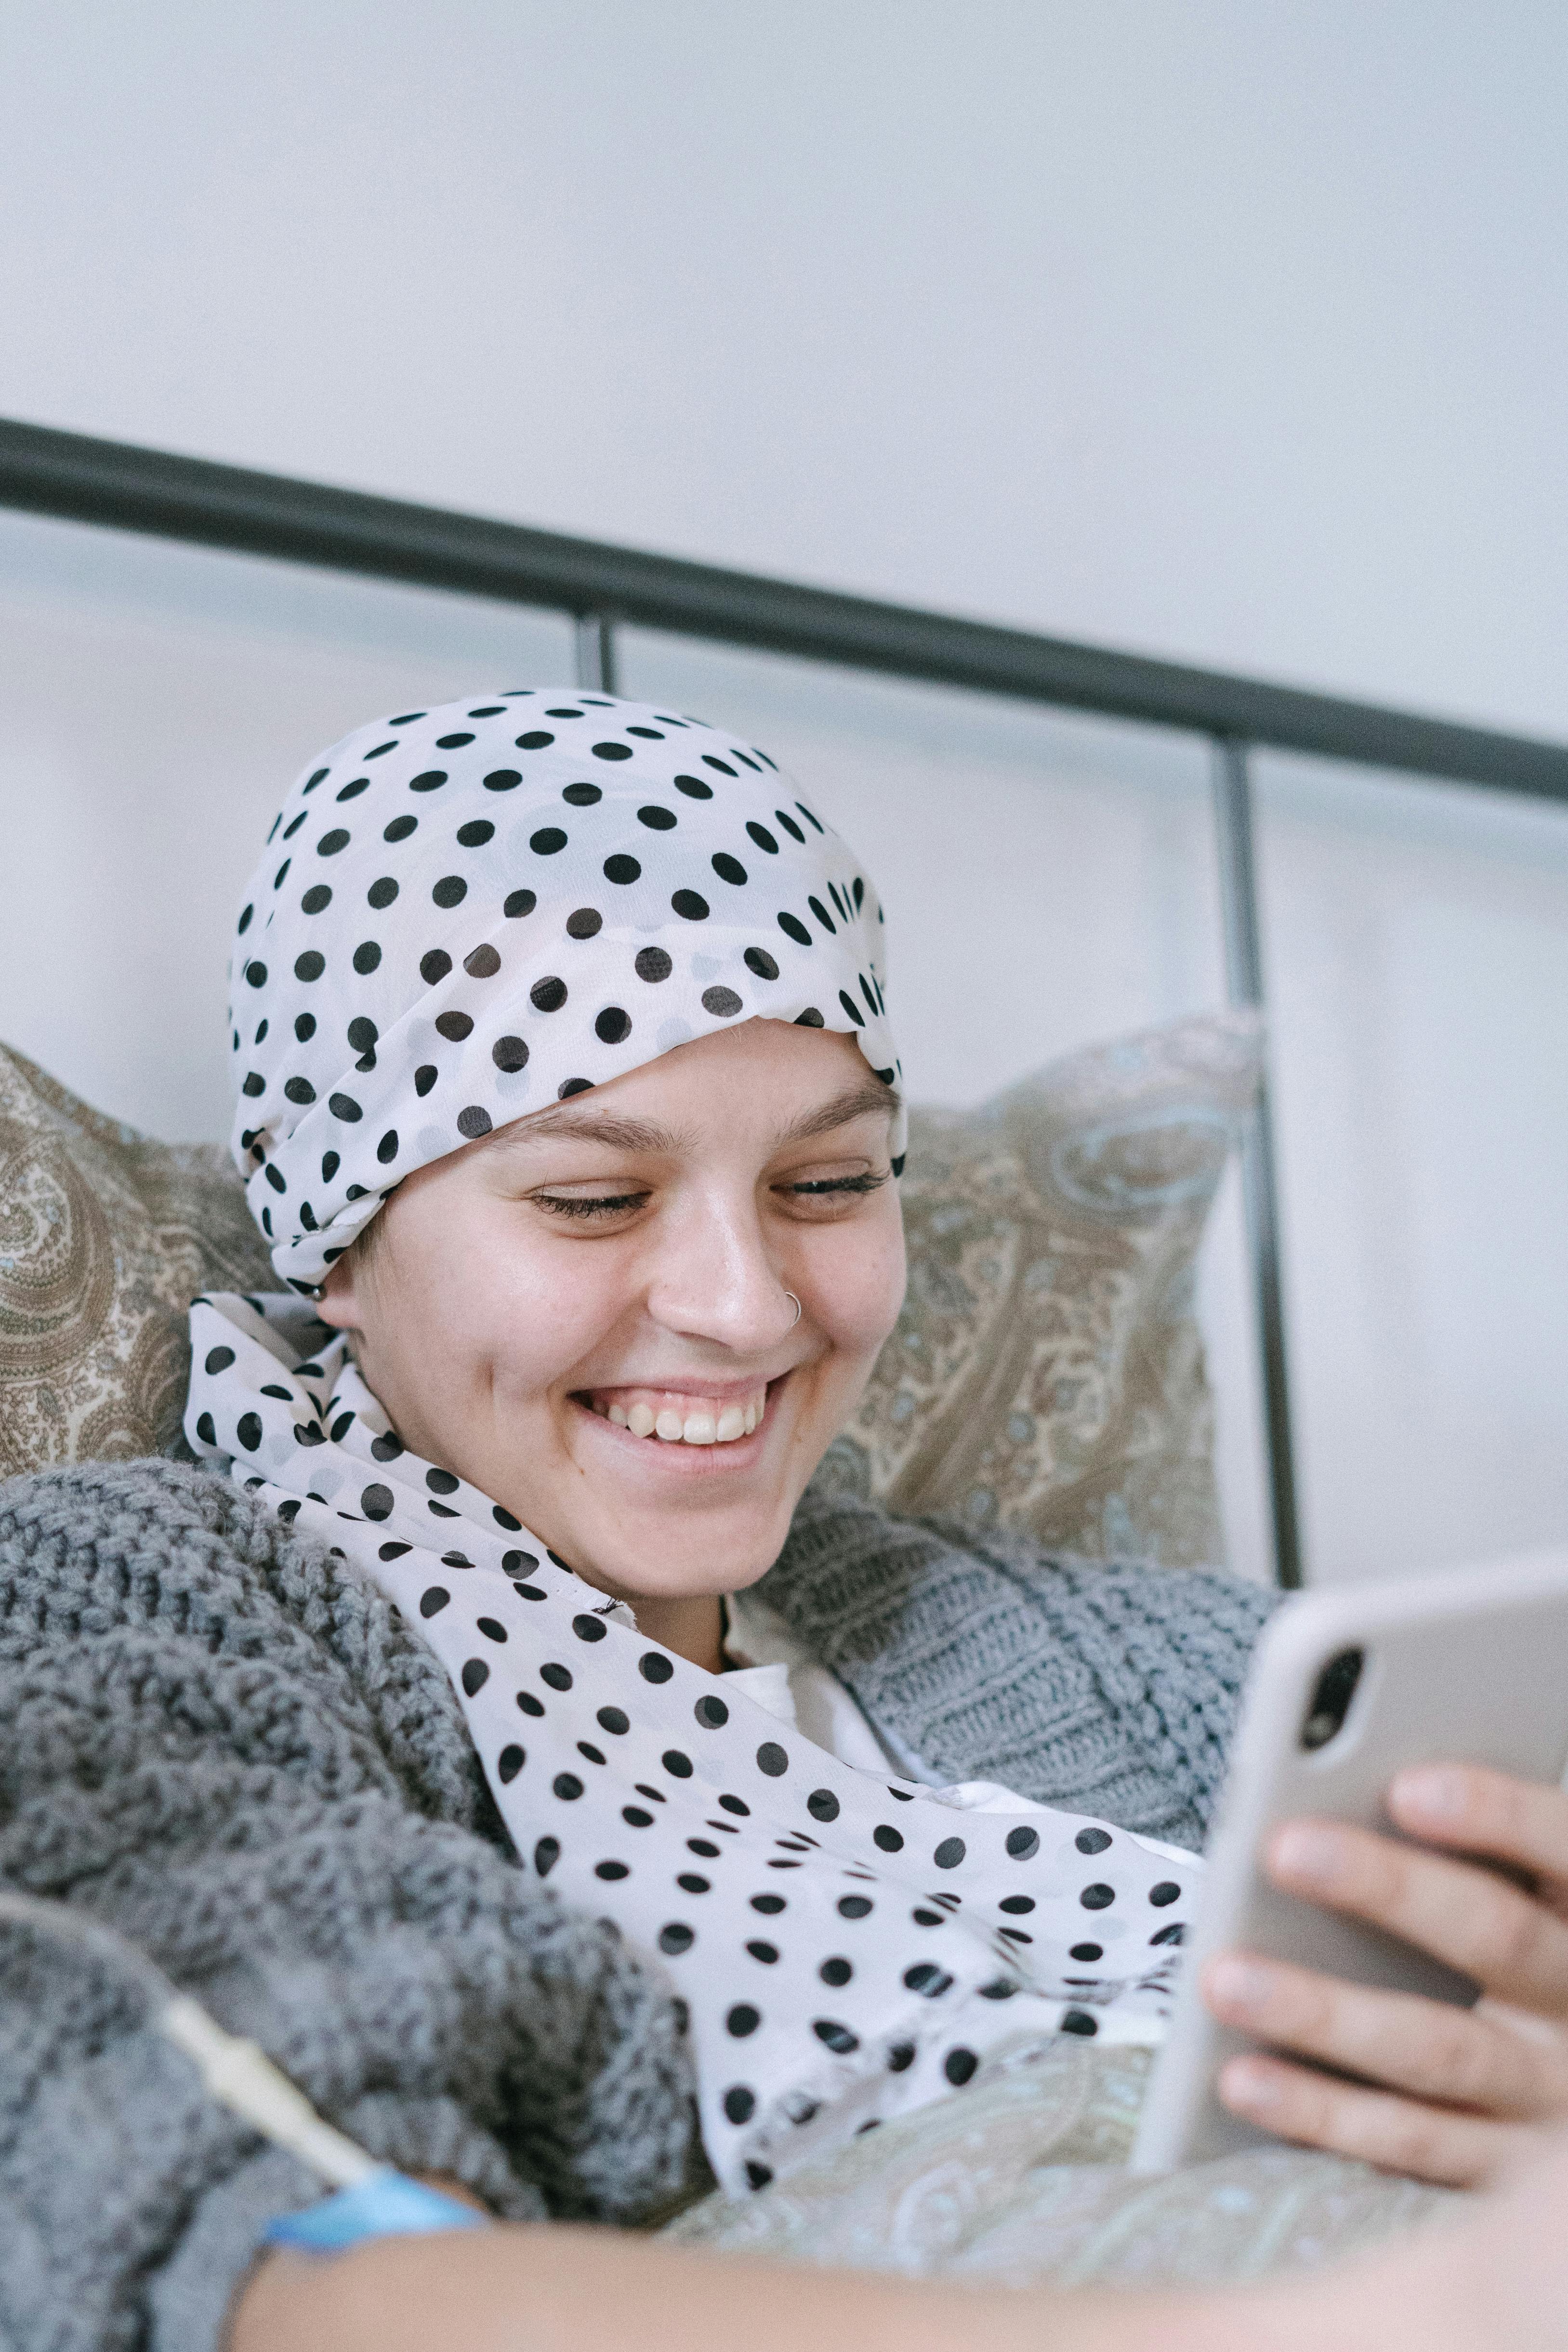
[{"x1": 229, "y1": 689, "x2": 905, "y2": 1286}]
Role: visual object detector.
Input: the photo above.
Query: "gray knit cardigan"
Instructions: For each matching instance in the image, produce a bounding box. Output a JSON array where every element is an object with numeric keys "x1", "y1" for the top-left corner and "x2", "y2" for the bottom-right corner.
[{"x1": 0, "y1": 1456, "x2": 1273, "y2": 2352}]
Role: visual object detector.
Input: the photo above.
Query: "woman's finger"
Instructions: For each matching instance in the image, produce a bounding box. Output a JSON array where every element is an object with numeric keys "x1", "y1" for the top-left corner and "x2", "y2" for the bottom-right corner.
[
  {"x1": 1265, "y1": 1817, "x2": 1568, "y2": 2013},
  {"x1": 1215, "y1": 2051, "x2": 1526, "y2": 2188},
  {"x1": 1203, "y1": 1951, "x2": 1568, "y2": 2119},
  {"x1": 1387, "y1": 1765, "x2": 1568, "y2": 1898}
]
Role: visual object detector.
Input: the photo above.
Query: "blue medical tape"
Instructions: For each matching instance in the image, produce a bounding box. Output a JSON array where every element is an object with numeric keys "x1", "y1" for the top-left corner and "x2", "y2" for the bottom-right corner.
[{"x1": 263, "y1": 2167, "x2": 491, "y2": 2251}]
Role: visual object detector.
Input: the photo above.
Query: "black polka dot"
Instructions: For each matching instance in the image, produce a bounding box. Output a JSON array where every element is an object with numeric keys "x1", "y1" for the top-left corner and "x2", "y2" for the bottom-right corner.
[
  {"x1": 637, "y1": 805, "x2": 676, "y2": 831},
  {"x1": 465, "y1": 944, "x2": 501, "y2": 978},
  {"x1": 371, "y1": 1432, "x2": 405, "y2": 1461},
  {"x1": 640, "y1": 1652, "x2": 674, "y2": 1684},
  {"x1": 203, "y1": 1346, "x2": 235, "y2": 1375},
  {"x1": 237, "y1": 904, "x2": 254, "y2": 934},
  {"x1": 1080, "y1": 1883, "x2": 1116, "y2": 1910},
  {"x1": 566, "y1": 907, "x2": 603, "y2": 939},
  {"x1": 433, "y1": 875, "x2": 467, "y2": 908},
  {"x1": 553, "y1": 1772, "x2": 584, "y2": 1801},
  {"x1": 1005, "y1": 1826, "x2": 1040, "y2": 1860},
  {"x1": 294, "y1": 951, "x2": 325, "y2": 983},
  {"x1": 376, "y1": 1130, "x2": 398, "y2": 1164},
  {"x1": 596, "y1": 1706, "x2": 629, "y2": 1735},
  {"x1": 359, "y1": 1483, "x2": 393, "y2": 1519},
  {"x1": 317, "y1": 828, "x2": 350, "y2": 857},
  {"x1": 999, "y1": 1895, "x2": 1035, "y2": 1916},
  {"x1": 595, "y1": 1006, "x2": 631, "y2": 1043},
  {"x1": 504, "y1": 889, "x2": 537, "y2": 919},
  {"x1": 723, "y1": 2086, "x2": 755, "y2": 2125},
  {"x1": 301, "y1": 884, "x2": 332, "y2": 914},
  {"x1": 483, "y1": 767, "x2": 521, "y2": 792},
  {"x1": 795, "y1": 1007, "x2": 825, "y2": 1027},
  {"x1": 572, "y1": 1613, "x2": 607, "y2": 1643},
  {"x1": 557, "y1": 1078, "x2": 593, "y2": 1099},
  {"x1": 694, "y1": 1695, "x2": 729, "y2": 1729},
  {"x1": 461, "y1": 1660, "x2": 490, "y2": 1697},
  {"x1": 634, "y1": 946, "x2": 672, "y2": 982},
  {"x1": 531, "y1": 827, "x2": 567, "y2": 856},
  {"x1": 353, "y1": 941, "x2": 382, "y2": 975},
  {"x1": 701, "y1": 986, "x2": 742, "y2": 1017},
  {"x1": 516, "y1": 1691, "x2": 545, "y2": 1718},
  {"x1": 436, "y1": 1010, "x2": 474, "y2": 1042},
  {"x1": 746, "y1": 821, "x2": 778, "y2": 853},
  {"x1": 755, "y1": 1742, "x2": 789, "y2": 1777},
  {"x1": 330, "y1": 1412, "x2": 354, "y2": 1441},
  {"x1": 516, "y1": 730, "x2": 554, "y2": 749},
  {"x1": 746, "y1": 1939, "x2": 779, "y2": 1964},
  {"x1": 838, "y1": 1895, "x2": 872, "y2": 1919},
  {"x1": 592, "y1": 741, "x2": 632, "y2": 761},
  {"x1": 534, "y1": 1837, "x2": 559, "y2": 1875},
  {"x1": 457, "y1": 1107, "x2": 493, "y2": 1139},
  {"x1": 662, "y1": 1748, "x2": 693, "y2": 1776},
  {"x1": 1150, "y1": 1922, "x2": 1186, "y2": 1946},
  {"x1": 496, "y1": 1745, "x2": 526, "y2": 1786},
  {"x1": 934, "y1": 1837, "x2": 966, "y2": 1870},
  {"x1": 777, "y1": 913, "x2": 812, "y2": 946},
  {"x1": 678, "y1": 1872, "x2": 710, "y2": 1893},
  {"x1": 604, "y1": 854, "x2": 641, "y2": 884},
  {"x1": 492, "y1": 1035, "x2": 528, "y2": 1071},
  {"x1": 944, "y1": 2048, "x2": 979, "y2": 2083},
  {"x1": 673, "y1": 774, "x2": 712, "y2": 800},
  {"x1": 819, "y1": 1957, "x2": 852, "y2": 1987},
  {"x1": 672, "y1": 890, "x2": 709, "y2": 921},
  {"x1": 751, "y1": 1893, "x2": 786, "y2": 1915},
  {"x1": 1149, "y1": 1881, "x2": 1183, "y2": 1907},
  {"x1": 712, "y1": 853, "x2": 747, "y2": 886},
  {"x1": 530, "y1": 976, "x2": 567, "y2": 1012},
  {"x1": 873, "y1": 1825, "x2": 904, "y2": 1853},
  {"x1": 409, "y1": 770, "x2": 447, "y2": 793},
  {"x1": 726, "y1": 2005, "x2": 761, "y2": 2038},
  {"x1": 1069, "y1": 1942, "x2": 1103, "y2": 1962},
  {"x1": 457, "y1": 819, "x2": 494, "y2": 847},
  {"x1": 1060, "y1": 2011, "x2": 1098, "y2": 2038},
  {"x1": 1076, "y1": 1827, "x2": 1112, "y2": 1855},
  {"x1": 328, "y1": 1093, "x2": 362, "y2": 1123},
  {"x1": 562, "y1": 782, "x2": 601, "y2": 806},
  {"x1": 415, "y1": 1064, "x2": 437, "y2": 1095},
  {"x1": 813, "y1": 2019, "x2": 859, "y2": 2054},
  {"x1": 335, "y1": 777, "x2": 369, "y2": 802},
  {"x1": 743, "y1": 947, "x2": 779, "y2": 980},
  {"x1": 420, "y1": 949, "x2": 452, "y2": 984},
  {"x1": 912, "y1": 1907, "x2": 944, "y2": 1927},
  {"x1": 195, "y1": 1411, "x2": 216, "y2": 1446},
  {"x1": 717, "y1": 1794, "x2": 750, "y2": 1817},
  {"x1": 384, "y1": 814, "x2": 418, "y2": 843},
  {"x1": 887, "y1": 2041, "x2": 916, "y2": 2073},
  {"x1": 904, "y1": 1963, "x2": 953, "y2": 1997}
]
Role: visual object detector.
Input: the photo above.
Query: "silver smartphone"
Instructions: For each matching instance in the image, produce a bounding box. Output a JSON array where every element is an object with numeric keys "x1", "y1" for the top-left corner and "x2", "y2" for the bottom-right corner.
[{"x1": 1132, "y1": 1544, "x2": 1568, "y2": 2173}]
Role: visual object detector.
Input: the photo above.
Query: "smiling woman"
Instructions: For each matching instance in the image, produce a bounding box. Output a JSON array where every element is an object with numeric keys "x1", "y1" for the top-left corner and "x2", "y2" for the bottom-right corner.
[{"x1": 9, "y1": 691, "x2": 1568, "y2": 2352}]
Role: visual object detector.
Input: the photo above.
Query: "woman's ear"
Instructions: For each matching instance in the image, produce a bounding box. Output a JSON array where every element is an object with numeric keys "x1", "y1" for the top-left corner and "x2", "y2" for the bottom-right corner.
[{"x1": 312, "y1": 1251, "x2": 364, "y2": 1333}]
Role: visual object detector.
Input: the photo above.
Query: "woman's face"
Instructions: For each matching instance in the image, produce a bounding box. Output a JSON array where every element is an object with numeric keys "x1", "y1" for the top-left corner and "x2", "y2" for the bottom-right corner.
[{"x1": 317, "y1": 1018, "x2": 905, "y2": 1612}]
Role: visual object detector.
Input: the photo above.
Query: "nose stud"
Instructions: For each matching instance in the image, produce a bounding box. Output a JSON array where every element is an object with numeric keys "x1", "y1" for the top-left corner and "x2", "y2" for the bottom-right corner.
[{"x1": 785, "y1": 1292, "x2": 802, "y2": 1327}]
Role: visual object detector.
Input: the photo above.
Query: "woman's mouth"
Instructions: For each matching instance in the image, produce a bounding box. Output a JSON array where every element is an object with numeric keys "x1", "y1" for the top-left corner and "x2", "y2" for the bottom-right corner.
[{"x1": 579, "y1": 1383, "x2": 771, "y2": 1447}]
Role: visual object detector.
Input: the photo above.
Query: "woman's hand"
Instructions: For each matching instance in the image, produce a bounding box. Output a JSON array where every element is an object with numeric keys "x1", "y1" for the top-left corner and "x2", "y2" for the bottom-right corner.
[{"x1": 1203, "y1": 1763, "x2": 1568, "y2": 2186}]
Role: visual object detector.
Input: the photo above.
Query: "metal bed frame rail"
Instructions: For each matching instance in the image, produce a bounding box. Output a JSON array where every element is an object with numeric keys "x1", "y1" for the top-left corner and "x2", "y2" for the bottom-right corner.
[{"x1": 5, "y1": 419, "x2": 1568, "y2": 1587}]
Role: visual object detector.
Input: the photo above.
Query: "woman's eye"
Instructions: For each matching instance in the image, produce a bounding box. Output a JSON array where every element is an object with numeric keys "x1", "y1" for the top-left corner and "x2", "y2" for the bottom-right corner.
[
  {"x1": 533, "y1": 1191, "x2": 650, "y2": 1220},
  {"x1": 781, "y1": 1173, "x2": 888, "y2": 1200}
]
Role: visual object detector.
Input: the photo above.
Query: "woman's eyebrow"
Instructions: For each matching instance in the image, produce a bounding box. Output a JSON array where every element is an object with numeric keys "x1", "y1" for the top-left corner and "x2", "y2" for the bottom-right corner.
[
  {"x1": 488, "y1": 1108, "x2": 685, "y2": 1156},
  {"x1": 773, "y1": 1080, "x2": 904, "y2": 1147}
]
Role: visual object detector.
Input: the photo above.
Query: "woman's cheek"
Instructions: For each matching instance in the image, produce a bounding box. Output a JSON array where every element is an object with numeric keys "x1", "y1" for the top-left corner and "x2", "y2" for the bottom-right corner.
[{"x1": 811, "y1": 1204, "x2": 906, "y2": 1356}]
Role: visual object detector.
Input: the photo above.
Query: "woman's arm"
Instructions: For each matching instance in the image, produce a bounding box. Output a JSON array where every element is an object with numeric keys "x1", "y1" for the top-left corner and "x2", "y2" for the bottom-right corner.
[
  {"x1": 0, "y1": 1462, "x2": 694, "y2": 2350},
  {"x1": 231, "y1": 2131, "x2": 1567, "y2": 2352}
]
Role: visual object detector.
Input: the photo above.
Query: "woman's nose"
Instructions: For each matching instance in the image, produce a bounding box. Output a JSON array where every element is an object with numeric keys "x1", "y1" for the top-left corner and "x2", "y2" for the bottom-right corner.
[{"x1": 644, "y1": 1194, "x2": 798, "y2": 1354}]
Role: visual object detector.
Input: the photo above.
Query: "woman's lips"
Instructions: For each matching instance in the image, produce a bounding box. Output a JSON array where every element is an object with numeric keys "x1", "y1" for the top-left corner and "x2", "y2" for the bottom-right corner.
[{"x1": 577, "y1": 1381, "x2": 773, "y2": 1448}]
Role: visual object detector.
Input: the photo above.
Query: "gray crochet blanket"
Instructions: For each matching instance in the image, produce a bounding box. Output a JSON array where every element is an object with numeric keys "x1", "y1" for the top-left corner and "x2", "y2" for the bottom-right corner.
[{"x1": 0, "y1": 1457, "x2": 1273, "y2": 2351}]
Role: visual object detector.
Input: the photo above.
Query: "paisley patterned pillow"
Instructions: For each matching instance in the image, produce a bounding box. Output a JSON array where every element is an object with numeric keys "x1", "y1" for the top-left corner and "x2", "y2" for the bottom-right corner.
[
  {"x1": 0, "y1": 1011, "x2": 1259, "y2": 1569},
  {"x1": 0, "y1": 1044, "x2": 272, "y2": 1475},
  {"x1": 827, "y1": 1008, "x2": 1263, "y2": 1568}
]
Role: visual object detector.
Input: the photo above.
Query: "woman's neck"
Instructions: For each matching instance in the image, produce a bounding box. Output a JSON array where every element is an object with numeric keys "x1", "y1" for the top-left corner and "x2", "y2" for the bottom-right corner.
[{"x1": 619, "y1": 1588, "x2": 727, "y2": 1675}]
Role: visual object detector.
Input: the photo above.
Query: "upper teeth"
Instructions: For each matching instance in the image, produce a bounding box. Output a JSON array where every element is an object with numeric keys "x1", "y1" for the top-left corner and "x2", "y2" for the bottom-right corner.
[{"x1": 601, "y1": 1395, "x2": 764, "y2": 1445}]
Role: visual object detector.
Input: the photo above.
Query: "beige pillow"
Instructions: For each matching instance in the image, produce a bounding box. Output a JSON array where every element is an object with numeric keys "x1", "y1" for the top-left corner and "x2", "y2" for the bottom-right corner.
[
  {"x1": 0, "y1": 1044, "x2": 272, "y2": 1474},
  {"x1": 0, "y1": 1013, "x2": 1258, "y2": 1569},
  {"x1": 835, "y1": 1008, "x2": 1262, "y2": 1568}
]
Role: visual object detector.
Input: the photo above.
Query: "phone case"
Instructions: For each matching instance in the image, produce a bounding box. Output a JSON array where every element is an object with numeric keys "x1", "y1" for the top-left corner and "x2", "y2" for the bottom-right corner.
[{"x1": 1132, "y1": 1545, "x2": 1568, "y2": 2173}]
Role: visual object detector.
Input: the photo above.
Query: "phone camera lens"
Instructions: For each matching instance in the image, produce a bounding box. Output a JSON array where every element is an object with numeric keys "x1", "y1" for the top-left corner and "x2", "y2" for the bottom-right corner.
[{"x1": 1301, "y1": 1647, "x2": 1365, "y2": 1750}]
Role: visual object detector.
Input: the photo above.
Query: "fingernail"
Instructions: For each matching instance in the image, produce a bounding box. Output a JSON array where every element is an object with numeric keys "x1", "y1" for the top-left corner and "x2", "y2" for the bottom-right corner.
[
  {"x1": 1207, "y1": 1956, "x2": 1276, "y2": 2015},
  {"x1": 1271, "y1": 1823, "x2": 1344, "y2": 1885},
  {"x1": 1220, "y1": 2058, "x2": 1282, "y2": 2114},
  {"x1": 1393, "y1": 1766, "x2": 1467, "y2": 1822}
]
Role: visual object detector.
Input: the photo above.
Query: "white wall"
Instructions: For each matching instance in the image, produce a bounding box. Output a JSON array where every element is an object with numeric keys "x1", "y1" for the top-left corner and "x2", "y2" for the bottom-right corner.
[{"x1": 0, "y1": 2, "x2": 1565, "y2": 1586}]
